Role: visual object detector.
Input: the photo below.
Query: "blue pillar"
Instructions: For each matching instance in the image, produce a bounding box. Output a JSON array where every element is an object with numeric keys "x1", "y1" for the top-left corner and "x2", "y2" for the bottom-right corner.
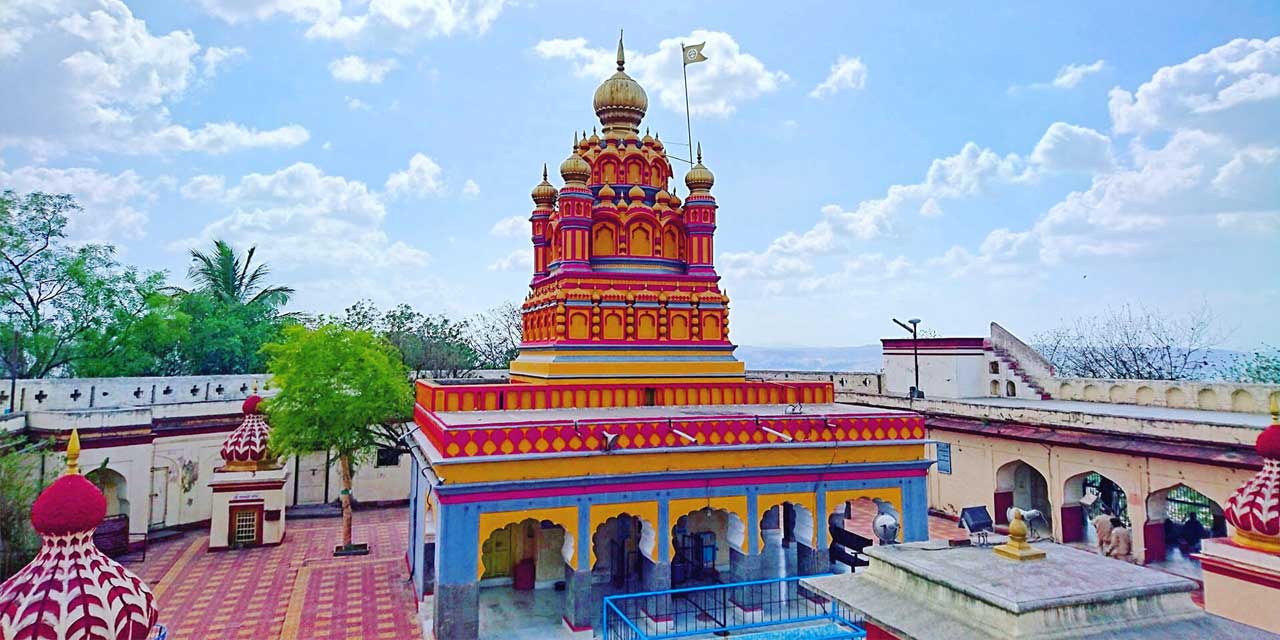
[
  {"x1": 657, "y1": 497, "x2": 670, "y2": 562},
  {"x1": 903, "y1": 476, "x2": 929, "y2": 542},
  {"x1": 576, "y1": 501, "x2": 590, "y2": 571},
  {"x1": 746, "y1": 488, "x2": 759, "y2": 554},
  {"x1": 815, "y1": 486, "x2": 829, "y2": 550},
  {"x1": 434, "y1": 502, "x2": 480, "y2": 640}
]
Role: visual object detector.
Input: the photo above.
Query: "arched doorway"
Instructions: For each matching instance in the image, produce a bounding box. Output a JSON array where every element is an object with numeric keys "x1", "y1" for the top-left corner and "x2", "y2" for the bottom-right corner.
[
  {"x1": 86, "y1": 467, "x2": 129, "y2": 516},
  {"x1": 1144, "y1": 484, "x2": 1226, "y2": 565},
  {"x1": 1062, "y1": 471, "x2": 1128, "y2": 545},
  {"x1": 994, "y1": 460, "x2": 1051, "y2": 538},
  {"x1": 85, "y1": 467, "x2": 130, "y2": 557},
  {"x1": 591, "y1": 513, "x2": 657, "y2": 592},
  {"x1": 827, "y1": 498, "x2": 884, "y2": 574},
  {"x1": 480, "y1": 518, "x2": 571, "y2": 589},
  {"x1": 670, "y1": 508, "x2": 743, "y2": 586},
  {"x1": 759, "y1": 501, "x2": 818, "y2": 579}
]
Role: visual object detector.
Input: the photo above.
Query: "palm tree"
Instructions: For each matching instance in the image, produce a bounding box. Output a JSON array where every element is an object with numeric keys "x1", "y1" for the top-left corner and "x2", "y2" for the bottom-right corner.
[{"x1": 179, "y1": 240, "x2": 294, "y2": 307}]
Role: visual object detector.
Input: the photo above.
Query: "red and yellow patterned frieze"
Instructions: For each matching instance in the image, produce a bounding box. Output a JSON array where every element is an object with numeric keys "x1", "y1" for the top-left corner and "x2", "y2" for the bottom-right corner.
[{"x1": 416, "y1": 404, "x2": 926, "y2": 460}]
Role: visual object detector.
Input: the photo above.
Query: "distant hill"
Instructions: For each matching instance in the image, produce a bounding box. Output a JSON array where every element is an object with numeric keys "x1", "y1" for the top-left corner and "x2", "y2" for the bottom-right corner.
[{"x1": 736, "y1": 345, "x2": 882, "y2": 372}]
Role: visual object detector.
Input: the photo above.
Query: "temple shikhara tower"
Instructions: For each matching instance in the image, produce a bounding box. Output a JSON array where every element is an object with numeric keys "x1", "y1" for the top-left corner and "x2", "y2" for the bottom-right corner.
[
  {"x1": 510, "y1": 37, "x2": 742, "y2": 383},
  {"x1": 406, "y1": 35, "x2": 931, "y2": 640},
  {"x1": 208, "y1": 395, "x2": 288, "y2": 550}
]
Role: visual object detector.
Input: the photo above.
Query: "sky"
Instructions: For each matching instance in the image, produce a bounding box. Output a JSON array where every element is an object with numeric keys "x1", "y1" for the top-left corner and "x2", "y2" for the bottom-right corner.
[{"x1": 1, "y1": 1, "x2": 1277, "y2": 350}]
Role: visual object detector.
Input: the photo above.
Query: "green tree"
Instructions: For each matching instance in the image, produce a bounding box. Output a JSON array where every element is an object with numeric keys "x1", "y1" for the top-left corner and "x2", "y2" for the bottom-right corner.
[
  {"x1": 331, "y1": 300, "x2": 478, "y2": 378},
  {"x1": 70, "y1": 293, "x2": 190, "y2": 377},
  {"x1": 264, "y1": 324, "x2": 412, "y2": 551},
  {"x1": 468, "y1": 301, "x2": 522, "y2": 370},
  {"x1": 0, "y1": 190, "x2": 165, "y2": 378},
  {"x1": 169, "y1": 239, "x2": 299, "y2": 375},
  {"x1": 178, "y1": 239, "x2": 295, "y2": 306},
  {"x1": 0, "y1": 434, "x2": 46, "y2": 580}
]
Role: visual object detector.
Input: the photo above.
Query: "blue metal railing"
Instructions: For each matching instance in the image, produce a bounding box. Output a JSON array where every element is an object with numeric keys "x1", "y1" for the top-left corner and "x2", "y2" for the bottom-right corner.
[{"x1": 602, "y1": 575, "x2": 865, "y2": 640}]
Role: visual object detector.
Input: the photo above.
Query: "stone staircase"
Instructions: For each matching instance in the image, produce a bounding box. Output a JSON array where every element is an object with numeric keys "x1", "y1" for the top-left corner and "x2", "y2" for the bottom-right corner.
[{"x1": 985, "y1": 341, "x2": 1053, "y2": 400}]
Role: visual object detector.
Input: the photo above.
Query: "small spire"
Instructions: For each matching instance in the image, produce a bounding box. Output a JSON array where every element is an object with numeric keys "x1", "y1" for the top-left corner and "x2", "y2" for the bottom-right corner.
[
  {"x1": 696, "y1": 142, "x2": 703, "y2": 164},
  {"x1": 66, "y1": 429, "x2": 81, "y2": 476},
  {"x1": 542, "y1": 163, "x2": 548, "y2": 181},
  {"x1": 616, "y1": 29, "x2": 625, "y2": 71},
  {"x1": 573, "y1": 131, "x2": 579, "y2": 148},
  {"x1": 1272, "y1": 395, "x2": 1278, "y2": 423}
]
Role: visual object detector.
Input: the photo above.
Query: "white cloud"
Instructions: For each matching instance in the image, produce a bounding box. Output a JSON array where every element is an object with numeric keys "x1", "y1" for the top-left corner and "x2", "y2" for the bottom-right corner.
[
  {"x1": 302, "y1": 0, "x2": 507, "y2": 48},
  {"x1": 345, "y1": 96, "x2": 371, "y2": 111},
  {"x1": 534, "y1": 30, "x2": 787, "y2": 117},
  {"x1": 1108, "y1": 37, "x2": 1280, "y2": 141},
  {"x1": 329, "y1": 55, "x2": 398, "y2": 83},
  {"x1": 179, "y1": 174, "x2": 226, "y2": 200},
  {"x1": 0, "y1": 165, "x2": 158, "y2": 241},
  {"x1": 489, "y1": 215, "x2": 526, "y2": 237},
  {"x1": 462, "y1": 179, "x2": 480, "y2": 198},
  {"x1": 201, "y1": 45, "x2": 246, "y2": 77},
  {"x1": 385, "y1": 153, "x2": 445, "y2": 198},
  {"x1": 1052, "y1": 59, "x2": 1105, "y2": 88},
  {"x1": 1010, "y1": 59, "x2": 1105, "y2": 93},
  {"x1": 1030, "y1": 122, "x2": 1114, "y2": 173},
  {"x1": 196, "y1": 0, "x2": 340, "y2": 24},
  {"x1": 487, "y1": 247, "x2": 532, "y2": 272},
  {"x1": 0, "y1": 0, "x2": 308, "y2": 156},
  {"x1": 176, "y1": 162, "x2": 430, "y2": 274},
  {"x1": 809, "y1": 56, "x2": 867, "y2": 98}
]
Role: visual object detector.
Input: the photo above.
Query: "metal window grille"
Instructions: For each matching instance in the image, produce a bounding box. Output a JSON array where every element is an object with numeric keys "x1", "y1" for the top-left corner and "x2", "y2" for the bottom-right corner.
[
  {"x1": 602, "y1": 575, "x2": 866, "y2": 640},
  {"x1": 233, "y1": 510, "x2": 257, "y2": 544}
]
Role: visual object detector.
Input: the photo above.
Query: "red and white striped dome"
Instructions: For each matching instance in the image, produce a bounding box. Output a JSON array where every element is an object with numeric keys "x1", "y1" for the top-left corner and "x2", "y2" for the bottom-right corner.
[
  {"x1": 1224, "y1": 399, "x2": 1280, "y2": 553},
  {"x1": 219, "y1": 395, "x2": 275, "y2": 470},
  {"x1": 0, "y1": 431, "x2": 160, "y2": 640}
]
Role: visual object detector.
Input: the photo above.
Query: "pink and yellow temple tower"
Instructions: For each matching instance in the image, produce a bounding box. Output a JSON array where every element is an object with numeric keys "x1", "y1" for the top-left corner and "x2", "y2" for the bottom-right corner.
[{"x1": 510, "y1": 36, "x2": 742, "y2": 384}]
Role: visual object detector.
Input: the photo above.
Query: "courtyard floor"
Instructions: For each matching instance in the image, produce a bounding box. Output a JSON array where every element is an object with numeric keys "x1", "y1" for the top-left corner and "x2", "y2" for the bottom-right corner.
[{"x1": 132, "y1": 506, "x2": 421, "y2": 640}]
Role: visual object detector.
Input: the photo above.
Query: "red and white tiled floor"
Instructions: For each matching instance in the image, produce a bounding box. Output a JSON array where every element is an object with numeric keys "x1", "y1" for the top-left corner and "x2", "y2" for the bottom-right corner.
[{"x1": 133, "y1": 507, "x2": 421, "y2": 640}]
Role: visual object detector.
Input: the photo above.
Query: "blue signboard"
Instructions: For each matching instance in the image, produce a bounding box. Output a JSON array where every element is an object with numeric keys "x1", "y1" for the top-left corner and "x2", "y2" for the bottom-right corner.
[{"x1": 936, "y1": 442, "x2": 952, "y2": 475}]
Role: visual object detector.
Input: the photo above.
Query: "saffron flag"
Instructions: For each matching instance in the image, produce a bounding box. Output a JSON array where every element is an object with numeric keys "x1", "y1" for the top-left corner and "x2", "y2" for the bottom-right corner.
[{"x1": 683, "y1": 42, "x2": 708, "y2": 66}]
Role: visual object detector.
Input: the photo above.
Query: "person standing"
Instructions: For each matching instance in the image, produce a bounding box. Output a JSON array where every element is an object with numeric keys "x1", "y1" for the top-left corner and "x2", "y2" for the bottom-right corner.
[
  {"x1": 1091, "y1": 507, "x2": 1114, "y2": 555},
  {"x1": 1107, "y1": 517, "x2": 1133, "y2": 562}
]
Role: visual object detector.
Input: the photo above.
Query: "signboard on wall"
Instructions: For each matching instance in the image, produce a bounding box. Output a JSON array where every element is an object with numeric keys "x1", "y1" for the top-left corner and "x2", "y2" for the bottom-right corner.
[{"x1": 936, "y1": 442, "x2": 952, "y2": 474}]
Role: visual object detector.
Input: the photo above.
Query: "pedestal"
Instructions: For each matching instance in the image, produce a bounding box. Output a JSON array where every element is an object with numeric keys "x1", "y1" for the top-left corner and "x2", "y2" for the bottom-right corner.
[{"x1": 1197, "y1": 538, "x2": 1280, "y2": 634}]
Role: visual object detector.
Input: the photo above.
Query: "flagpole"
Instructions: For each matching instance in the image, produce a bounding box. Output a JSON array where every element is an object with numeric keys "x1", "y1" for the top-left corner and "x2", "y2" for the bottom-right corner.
[{"x1": 682, "y1": 42, "x2": 694, "y2": 166}]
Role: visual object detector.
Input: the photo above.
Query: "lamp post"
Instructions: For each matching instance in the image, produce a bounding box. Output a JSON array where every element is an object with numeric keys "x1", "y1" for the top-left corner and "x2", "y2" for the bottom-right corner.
[{"x1": 892, "y1": 318, "x2": 923, "y2": 399}]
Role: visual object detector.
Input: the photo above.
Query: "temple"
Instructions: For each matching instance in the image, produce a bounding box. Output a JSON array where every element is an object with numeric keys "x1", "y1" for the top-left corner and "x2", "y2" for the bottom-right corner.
[
  {"x1": 405, "y1": 34, "x2": 932, "y2": 640},
  {"x1": 508, "y1": 34, "x2": 742, "y2": 383}
]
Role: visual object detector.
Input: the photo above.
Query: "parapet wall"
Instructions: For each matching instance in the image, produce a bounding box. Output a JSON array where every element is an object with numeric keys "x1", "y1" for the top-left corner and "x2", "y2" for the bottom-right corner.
[
  {"x1": 5, "y1": 374, "x2": 273, "y2": 412},
  {"x1": 1051, "y1": 377, "x2": 1278, "y2": 414}
]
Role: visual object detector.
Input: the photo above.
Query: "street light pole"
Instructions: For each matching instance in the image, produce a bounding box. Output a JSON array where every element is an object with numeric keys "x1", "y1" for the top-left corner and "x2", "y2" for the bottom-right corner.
[{"x1": 892, "y1": 318, "x2": 923, "y2": 399}]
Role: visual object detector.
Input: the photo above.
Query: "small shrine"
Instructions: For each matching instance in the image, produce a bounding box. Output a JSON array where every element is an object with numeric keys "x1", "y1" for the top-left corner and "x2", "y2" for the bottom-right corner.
[
  {"x1": 0, "y1": 430, "x2": 162, "y2": 640},
  {"x1": 1197, "y1": 398, "x2": 1280, "y2": 633},
  {"x1": 208, "y1": 395, "x2": 288, "y2": 550}
]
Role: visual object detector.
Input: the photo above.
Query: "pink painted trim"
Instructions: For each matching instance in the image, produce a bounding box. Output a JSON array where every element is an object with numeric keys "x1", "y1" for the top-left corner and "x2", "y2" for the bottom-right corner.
[
  {"x1": 881, "y1": 337, "x2": 986, "y2": 350},
  {"x1": 436, "y1": 468, "x2": 926, "y2": 504},
  {"x1": 431, "y1": 411, "x2": 910, "y2": 431},
  {"x1": 562, "y1": 616, "x2": 592, "y2": 632},
  {"x1": 518, "y1": 339, "x2": 734, "y2": 347},
  {"x1": 1197, "y1": 553, "x2": 1280, "y2": 590}
]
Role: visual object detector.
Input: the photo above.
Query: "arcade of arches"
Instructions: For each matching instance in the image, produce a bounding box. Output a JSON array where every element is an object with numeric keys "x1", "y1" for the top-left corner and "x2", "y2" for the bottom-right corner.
[{"x1": 927, "y1": 432, "x2": 1252, "y2": 566}]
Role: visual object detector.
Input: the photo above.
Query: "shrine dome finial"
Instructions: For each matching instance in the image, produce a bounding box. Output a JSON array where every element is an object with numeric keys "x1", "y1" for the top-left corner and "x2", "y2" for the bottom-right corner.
[
  {"x1": 684, "y1": 142, "x2": 715, "y2": 193},
  {"x1": 220, "y1": 395, "x2": 277, "y2": 471},
  {"x1": 1224, "y1": 396, "x2": 1280, "y2": 553},
  {"x1": 0, "y1": 429, "x2": 160, "y2": 640},
  {"x1": 593, "y1": 30, "x2": 648, "y2": 136},
  {"x1": 531, "y1": 164, "x2": 558, "y2": 206},
  {"x1": 559, "y1": 133, "x2": 590, "y2": 184}
]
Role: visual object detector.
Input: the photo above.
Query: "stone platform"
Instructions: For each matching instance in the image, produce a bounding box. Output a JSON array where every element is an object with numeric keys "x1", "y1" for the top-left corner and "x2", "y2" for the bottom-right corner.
[{"x1": 804, "y1": 540, "x2": 1277, "y2": 639}]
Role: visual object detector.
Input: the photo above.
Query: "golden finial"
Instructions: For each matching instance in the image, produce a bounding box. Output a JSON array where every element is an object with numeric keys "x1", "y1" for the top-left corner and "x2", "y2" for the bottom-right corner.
[
  {"x1": 696, "y1": 142, "x2": 703, "y2": 164},
  {"x1": 1272, "y1": 395, "x2": 1278, "y2": 423},
  {"x1": 616, "y1": 29, "x2": 625, "y2": 71},
  {"x1": 573, "y1": 131, "x2": 579, "y2": 148},
  {"x1": 993, "y1": 510, "x2": 1046, "y2": 561},
  {"x1": 66, "y1": 429, "x2": 81, "y2": 476},
  {"x1": 542, "y1": 163, "x2": 548, "y2": 181}
]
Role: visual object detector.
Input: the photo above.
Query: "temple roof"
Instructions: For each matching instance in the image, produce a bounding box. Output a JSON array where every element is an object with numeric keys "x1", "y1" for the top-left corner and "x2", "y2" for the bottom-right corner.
[{"x1": 0, "y1": 430, "x2": 160, "y2": 640}]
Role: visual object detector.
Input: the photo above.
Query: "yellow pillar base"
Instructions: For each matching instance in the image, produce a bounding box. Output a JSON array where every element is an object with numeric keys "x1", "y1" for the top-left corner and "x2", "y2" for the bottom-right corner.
[{"x1": 993, "y1": 540, "x2": 1047, "y2": 561}]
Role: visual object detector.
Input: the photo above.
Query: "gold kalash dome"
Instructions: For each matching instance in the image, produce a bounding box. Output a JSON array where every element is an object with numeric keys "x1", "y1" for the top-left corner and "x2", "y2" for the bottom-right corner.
[{"x1": 509, "y1": 34, "x2": 742, "y2": 384}]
